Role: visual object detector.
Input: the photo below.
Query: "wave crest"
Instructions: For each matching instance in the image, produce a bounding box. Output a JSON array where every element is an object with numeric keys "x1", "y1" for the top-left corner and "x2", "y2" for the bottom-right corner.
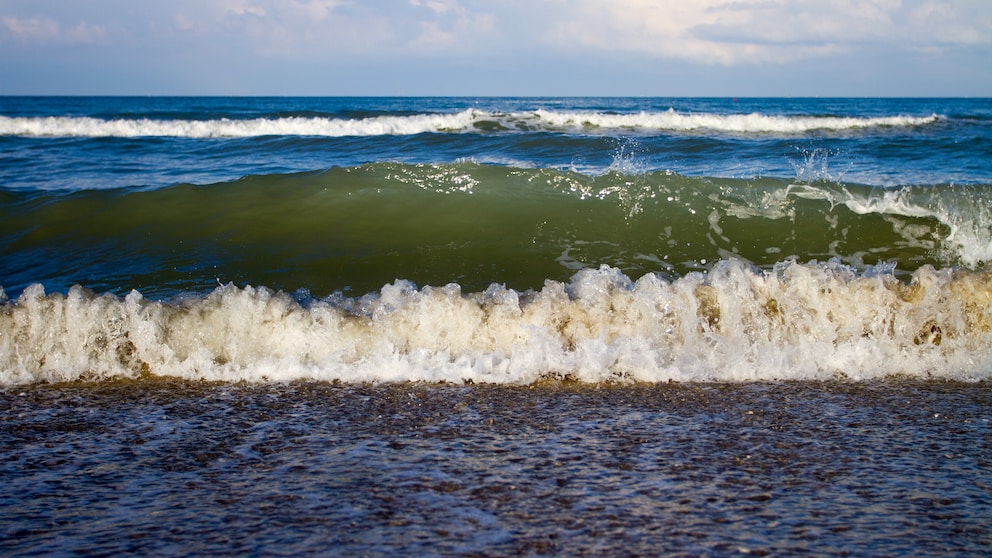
[
  {"x1": 0, "y1": 110, "x2": 940, "y2": 138},
  {"x1": 533, "y1": 110, "x2": 940, "y2": 133},
  {"x1": 2, "y1": 261, "x2": 989, "y2": 386}
]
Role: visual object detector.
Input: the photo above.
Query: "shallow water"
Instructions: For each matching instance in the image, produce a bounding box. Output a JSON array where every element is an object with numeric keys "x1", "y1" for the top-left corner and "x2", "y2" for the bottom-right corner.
[{"x1": 2, "y1": 379, "x2": 989, "y2": 556}]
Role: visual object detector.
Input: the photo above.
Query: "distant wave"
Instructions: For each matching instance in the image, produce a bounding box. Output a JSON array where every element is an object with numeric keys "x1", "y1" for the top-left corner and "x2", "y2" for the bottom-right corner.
[
  {"x1": 2, "y1": 262, "x2": 990, "y2": 386},
  {"x1": 0, "y1": 112, "x2": 481, "y2": 138},
  {"x1": 532, "y1": 110, "x2": 941, "y2": 133},
  {"x1": 0, "y1": 110, "x2": 941, "y2": 138}
]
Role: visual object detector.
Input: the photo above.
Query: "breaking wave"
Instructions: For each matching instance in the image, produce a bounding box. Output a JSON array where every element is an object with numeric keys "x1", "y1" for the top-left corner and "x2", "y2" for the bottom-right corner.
[
  {"x1": 2, "y1": 262, "x2": 990, "y2": 386},
  {"x1": 0, "y1": 110, "x2": 941, "y2": 138}
]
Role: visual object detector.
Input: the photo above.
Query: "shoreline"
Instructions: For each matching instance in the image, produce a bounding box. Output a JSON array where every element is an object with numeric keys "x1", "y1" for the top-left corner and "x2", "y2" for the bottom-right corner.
[{"x1": 3, "y1": 379, "x2": 990, "y2": 555}]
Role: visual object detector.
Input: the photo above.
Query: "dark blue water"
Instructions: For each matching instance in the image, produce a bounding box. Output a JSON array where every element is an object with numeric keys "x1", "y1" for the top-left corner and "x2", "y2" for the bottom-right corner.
[{"x1": 2, "y1": 97, "x2": 989, "y2": 192}]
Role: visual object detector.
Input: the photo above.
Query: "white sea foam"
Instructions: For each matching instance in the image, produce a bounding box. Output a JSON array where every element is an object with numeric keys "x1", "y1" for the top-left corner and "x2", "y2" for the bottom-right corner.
[
  {"x1": 0, "y1": 110, "x2": 940, "y2": 138},
  {"x1": 837, "y1": 185, "x2": 992, "y2": 267},
  {"x1": 2, "y1": 261, "x2": 989, "y2": 386},
  {"x1": 531, "y1": 110, "x2": 940, "y2": 133},
  {"x1": 0, "y1": 110, "x2": 484, "y2": 138}
]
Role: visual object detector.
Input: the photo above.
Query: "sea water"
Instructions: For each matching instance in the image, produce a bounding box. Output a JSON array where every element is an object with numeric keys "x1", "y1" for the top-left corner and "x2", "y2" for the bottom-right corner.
[{"x1": 1, "y1": 97, "x2": 991, "y2": 554}]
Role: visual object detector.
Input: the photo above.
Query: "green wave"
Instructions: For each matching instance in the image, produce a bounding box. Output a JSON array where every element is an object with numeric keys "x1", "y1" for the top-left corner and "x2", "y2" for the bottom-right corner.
[{"x1": 2, "y1": 162, "x2": 989, "y2": 297}]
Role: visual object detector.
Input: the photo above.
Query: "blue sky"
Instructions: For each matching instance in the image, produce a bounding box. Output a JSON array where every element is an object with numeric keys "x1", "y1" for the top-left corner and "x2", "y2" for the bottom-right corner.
[{"x1": 1, "y1": 0, "x2": 990, "y2": 96}]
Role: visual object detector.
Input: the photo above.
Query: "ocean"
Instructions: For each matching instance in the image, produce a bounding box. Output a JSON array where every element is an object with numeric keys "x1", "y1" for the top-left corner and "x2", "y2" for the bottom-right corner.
[{"x1": 1, "y1": 97, "x2": 991, "y2": 554}]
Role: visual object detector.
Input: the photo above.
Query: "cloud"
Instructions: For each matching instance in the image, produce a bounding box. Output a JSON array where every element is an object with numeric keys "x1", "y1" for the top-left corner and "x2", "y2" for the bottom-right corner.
[
  {"x1": 274, "y1": 0, "x2": 342, "y2": 22},
  {"x1": 160, "y1": 0, "x2": 372, "y2": 58},
  {"x1": 4, "y1": 1, "x2": 988, "y2": 63},
  {"x1": 0, "y1": 0, "x2": 989, "y2": 94},
  {"x1": 63, "y1": 21, "x2": 110, "y2": 44},
  {"x1": 407, "y1": 0, "x2": 496, "y2": 50},
  {"x1": 1, "y1": 15, "x2": 108, "y2": 44},
  {"x1": 539, "y1": 0, "x2": 992, "y2": 65},
  {"x1": 1, "y1": 16, "x2": 61, "y2": 42},
  {"x1": 161, "y1": 0, "x2": 499, "y2": 58},
  {"x1": 410, "y1": 0, "x2": 457, "y2": 15}
]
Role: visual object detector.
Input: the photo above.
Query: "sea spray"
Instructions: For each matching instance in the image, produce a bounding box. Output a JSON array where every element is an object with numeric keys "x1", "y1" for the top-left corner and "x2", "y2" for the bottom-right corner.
[{"x1": 3, "y1": 261, "x2": 990, "y2": 386}]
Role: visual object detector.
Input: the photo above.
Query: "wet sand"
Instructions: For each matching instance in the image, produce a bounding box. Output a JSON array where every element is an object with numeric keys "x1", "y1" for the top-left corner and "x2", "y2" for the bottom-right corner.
[{"x1": 2, "y1": 379, "x2": 990, "y2": 556}]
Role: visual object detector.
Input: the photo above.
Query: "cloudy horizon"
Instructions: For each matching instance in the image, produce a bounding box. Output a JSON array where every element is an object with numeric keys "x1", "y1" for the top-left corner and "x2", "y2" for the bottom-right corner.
[{"x1": 1, "y1": 0, "x2": 990, "y2": 96}]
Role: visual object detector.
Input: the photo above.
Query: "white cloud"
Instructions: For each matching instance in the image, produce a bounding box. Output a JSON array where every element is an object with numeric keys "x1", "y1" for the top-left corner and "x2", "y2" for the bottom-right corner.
[
  {"x1": 161, "y1": 0, "x2": 381, "y2": 56},
  {"x1": 210, "y1": 0, "x2": 266, "y2": 18},
  {"x1": 0, "y1": 0, "x2": 989, "y2": 94},
  {"x1": 283, "y1": 0, "x2": 342, "y2": 22},
  {"x1": 171, "y1": 0, "x2": 346, "y2": 36},
  {"x1": 167, "y1": 0, "x2": 499, "y2": 56},
  {"x1": 5, "y1": 1, "x2": 988, "y2": 63},
  {"x1": 408, "y1": 0, "x2": 496, "y2": 50},
  {"x1": 907, "y1": 0, "x2": 991, "y2": 45},
  {"x1": 410, "y1": 0, "x2": 457, "y2": 15},
  {"x1": 539, "y1": 0, "x2": 992, "y2": 65},
  {"x1": 1, "y1": 16, "x2": 62, "y2": 42},
  {"x1": 63, "y1": 21, "x2": 109, "y2": 44},
  {"x1": 173, "y1": 14, "x2": 196, "y2": 32},
  {"x1": 1, "y1": 15, "x2": 108, "y2": 44}
]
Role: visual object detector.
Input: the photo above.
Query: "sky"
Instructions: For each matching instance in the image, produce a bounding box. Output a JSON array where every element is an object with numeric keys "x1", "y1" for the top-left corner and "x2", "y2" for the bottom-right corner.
[{"x1": 1, "y1": 0, "x2": 990, "y2": 96}]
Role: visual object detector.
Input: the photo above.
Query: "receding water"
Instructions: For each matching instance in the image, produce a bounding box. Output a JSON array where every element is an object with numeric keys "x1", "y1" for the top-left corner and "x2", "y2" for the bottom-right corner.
[{"x1": 2, "y1": 379, "x2": 990, "y2": 556}]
